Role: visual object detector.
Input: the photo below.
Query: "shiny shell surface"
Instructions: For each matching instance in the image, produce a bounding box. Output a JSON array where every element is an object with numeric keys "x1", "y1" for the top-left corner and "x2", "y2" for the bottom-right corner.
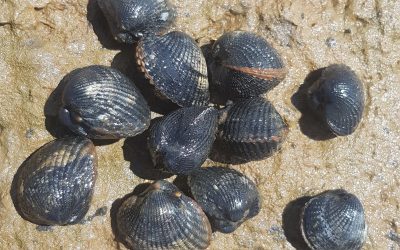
[
  {"x1": 210, "y1": 31, "x2": 286, "y2": 98},
  {"x1": 15, "y1": 136, "x2": 97, "y2": 226},
  {"x1": 137, "y1": 31, "x2": 209, "y2": 107},
  {"x1": 188, "y1": 167, "x2": 260, "y2": 233},
  {"x1": 211, "y1": 97, "x2": 288, "y2": 164},
  {"x1": 301, "y1": 189, "x2": 367, "y2": 250},
  {"x1": 59, "y1": 65, "x2": 150, "y2": 139},
  {"x1": 307, "y1": 64, "x2": 365, "y2": 136},
  {"x1": 148, "y1": 107, "x2": 218, "y2": 175},
  {"x1": 98, "y1": 0, "x2": 175, "y2": 43},
  {"x1": 116, "y1": 180, "x2": 211, "y2": 249}
]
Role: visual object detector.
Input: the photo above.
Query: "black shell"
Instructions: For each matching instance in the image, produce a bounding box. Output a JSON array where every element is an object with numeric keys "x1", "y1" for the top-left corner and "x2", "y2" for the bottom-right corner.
[
  {"x1": 301, "y1": 189, "x2": 367, "y2": 250},
  {"x1": 59, "y1": 65, "x2": 150, "y2": 139},
  {"x1": 148, "y1": 107, "x2": 218, "y2": 175},
  {"x1": 307, "y1": 64, "x2": 364, "y2": 136},
  {"x1": 210, "y1": 31, "x2": 286, "y2": 98},
  {"x1": 98, "y1": 0, "x2": 175, "y2": 43},
  {"x1": 210, "y1": 97, "x2": 288, "y2": 164},
  {"x1": 137, "y1": 31, "x2": 209, "y2": 107},
  {"x1": 188, "y1": 167, "x2": 260, "y2": 233},
  {"x1": 117, "y1": 180, "x2": 211, "y2": 249},
  {"x1": 15, "y1": 137, "x2": 97, "y2": 226}
]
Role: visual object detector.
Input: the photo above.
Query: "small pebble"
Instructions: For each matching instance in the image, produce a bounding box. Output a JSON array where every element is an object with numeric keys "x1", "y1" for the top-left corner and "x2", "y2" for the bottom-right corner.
[
  {"x1": 35, "y1": 225, "x2": 53, "y2": 232},
  {"x1": 25, "y1": 128, "x2": 34, "y2": 139},
  {"x1": 325, "y1": 37, "x2": 337, "y2": 47}
]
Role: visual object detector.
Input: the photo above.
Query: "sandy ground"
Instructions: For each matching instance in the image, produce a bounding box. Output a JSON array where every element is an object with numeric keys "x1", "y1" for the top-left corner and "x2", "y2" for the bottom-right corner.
[{"x1": 0, "y1": 0, "x2": 399, "y2": 249}]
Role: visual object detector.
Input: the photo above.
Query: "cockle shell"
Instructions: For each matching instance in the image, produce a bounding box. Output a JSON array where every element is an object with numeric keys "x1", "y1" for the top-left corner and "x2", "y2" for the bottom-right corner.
[
  {"x1": 210, "y1": 31, "x2": 286, "y2": 98},
  {"x1": 307, "y1": 64, "x2": 364, "y2": 136},
  {"x1": 15, "y1": 136, "x2": 97, "y2": 226},
  {"x1": 98, "y1": 0, "x2": 175, "y2": 43},
  {"x1": 211, "y1": 97, "x2": 288, "y2": 164},
  {"x1": 137, "y1": 31, "x2": 209, "y2": 107},
  {"x1": 301, "y1": 189, "x2": 367, "y2": 250},
  {"x1": 116, "y1": 180, "x2": 211, "y2": 249},
  {"x1": 59, "y1": 65, "x2": 150, "y2": 139},
  {"x1": 148, "y1": 106, "x2": 218, "y2": 175},
  {"x1": 188, "y1": 167, "x2": 261, "y2": 233}
]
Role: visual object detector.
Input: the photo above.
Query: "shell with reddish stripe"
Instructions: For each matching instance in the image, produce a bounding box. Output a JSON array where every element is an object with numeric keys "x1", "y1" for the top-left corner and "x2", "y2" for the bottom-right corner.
[{"x1": 210, "y1": 31, "x2": 286, "y2": 98}]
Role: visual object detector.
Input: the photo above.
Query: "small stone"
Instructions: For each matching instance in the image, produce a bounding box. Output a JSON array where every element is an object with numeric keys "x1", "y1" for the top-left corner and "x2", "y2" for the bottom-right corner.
[
  {"x1": 36, "y1": 225, "x2": 53, "y2": 232},
  {"x1": 25, "y1": 128, "x2": 34, "y2": 139},
  {"x1": 325, "y1": 37, "x2": 337, "y2": 47}
]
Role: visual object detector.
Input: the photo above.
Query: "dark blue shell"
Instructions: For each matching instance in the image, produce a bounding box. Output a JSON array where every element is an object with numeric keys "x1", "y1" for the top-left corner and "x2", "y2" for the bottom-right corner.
[
  {"x1": 188, "y1": 167, "x2": 260, "y2": 233},
  {"x1": 148, "y1": 107, "x2": 218, "y2": 175},
  {"x1": 211, "y1": 97, "x2": 288, "y2": 164},
  {"x1": 59, "y1": 65, "x2": 150, "y2": 139},
  {"x1": 116, "y1": 180, "x2": 211, "y2": 249},
  {"x1": 301, "y1": 189, "x2": 367, "y2": 250},
  {"x1": 98, "y1": 0, "x2": 175, "y2": 43},
  {"x1": 16, "y1": 137, "x2": 97, "y2": 226},
  {"x1": 307, "y1": 64, "x2": 364, "y2": 136},
  {"x1": 210, "y1": 31, "x2": 286, "y2": 98},
  {"x1": 137, "y1": 31, "x2": 209, "y2": 107}
]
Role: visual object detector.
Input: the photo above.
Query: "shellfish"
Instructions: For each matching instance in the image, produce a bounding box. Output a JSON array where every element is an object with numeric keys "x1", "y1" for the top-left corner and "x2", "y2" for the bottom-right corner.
[
  {"x1": 301, "y1": 189, "x2": 367, "y2": 250},
  {"x1": 116, "y1": 180, "x2": 211, "y2": 249},
  {"x1": 98, "y1": 0, "x2": 176, "y2": 43},
  {"x1": 306, "y1": 64, "x2": 364, "y2": 136},
  {"x1": 15, "y1": 136, "x2": 97, "y2": 226},
  {"x1": 188, "y1": 167, "x2": 260, "y2": 233},
  {"x1": 210, "y1": 31, "x2": 286, "y2": 98},
  {"x1": 137, "y1": 31, "x2": 209, "y2": 107},
  {"x1": 211, "y1": 97, "x2": 288, "y2": 164},
  {"x1": 148, "y1": 106, "x2": 218, "y2": 175},
  {"x1": 59, "y1": 65, "x2": 150, "y2": 139}
]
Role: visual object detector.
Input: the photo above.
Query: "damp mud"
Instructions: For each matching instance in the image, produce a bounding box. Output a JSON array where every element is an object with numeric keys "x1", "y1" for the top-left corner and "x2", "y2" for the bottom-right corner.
[{"x1": 0, "y1": 0, "x2": 399, "y2": 249}]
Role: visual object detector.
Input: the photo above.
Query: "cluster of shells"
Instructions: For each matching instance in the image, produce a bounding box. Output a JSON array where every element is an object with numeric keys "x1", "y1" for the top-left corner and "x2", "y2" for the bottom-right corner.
[{"x1": 13, "y1": 0, "x2": 368, "y2": 249}]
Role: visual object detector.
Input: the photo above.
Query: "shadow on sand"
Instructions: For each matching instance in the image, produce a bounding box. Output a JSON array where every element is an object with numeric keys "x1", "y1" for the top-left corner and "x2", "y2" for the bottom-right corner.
[
  {"x1": 282, "y1": 195, "x2": 312, "y2": 250},
  {"x1": 291, "y1": 68, "x2": 335, "y2": 141}
]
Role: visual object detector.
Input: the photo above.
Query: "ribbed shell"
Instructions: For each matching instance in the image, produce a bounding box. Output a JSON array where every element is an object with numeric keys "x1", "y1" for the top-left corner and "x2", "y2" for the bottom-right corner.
[
  {"x1": 98, "y1": 0, "x2": 175, "y2": 43},
  {"x1": 307, "y1": 64, "x2": 364, "y2": 136},
  {"x1": 16, "y1": 137, "x2": 97, "y2": 226},
  {"x1": 211, "y1": 97, "x2": 288, "y2": 164},
  {"x1": 210, "y1": 31, "x2": 286, "y2": 98},
  {"x1": 188, "y1": 167, "x2": 260, "y2": 233},
  {"x1": 137, "y1": 31, "x2": 209, "y2": 107},
  {"x1": 301, "y1": 189, "x2": 367, "y2": 250},
  {"x1": 148, "y1": 107, "x2": 218, "y2": 175},
  {"x1": 59, "y1": 65, "x2": 150, "y2": 139},
  {"x1": 117, "y1": 180, "x2": 211, "y2": 249}
]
